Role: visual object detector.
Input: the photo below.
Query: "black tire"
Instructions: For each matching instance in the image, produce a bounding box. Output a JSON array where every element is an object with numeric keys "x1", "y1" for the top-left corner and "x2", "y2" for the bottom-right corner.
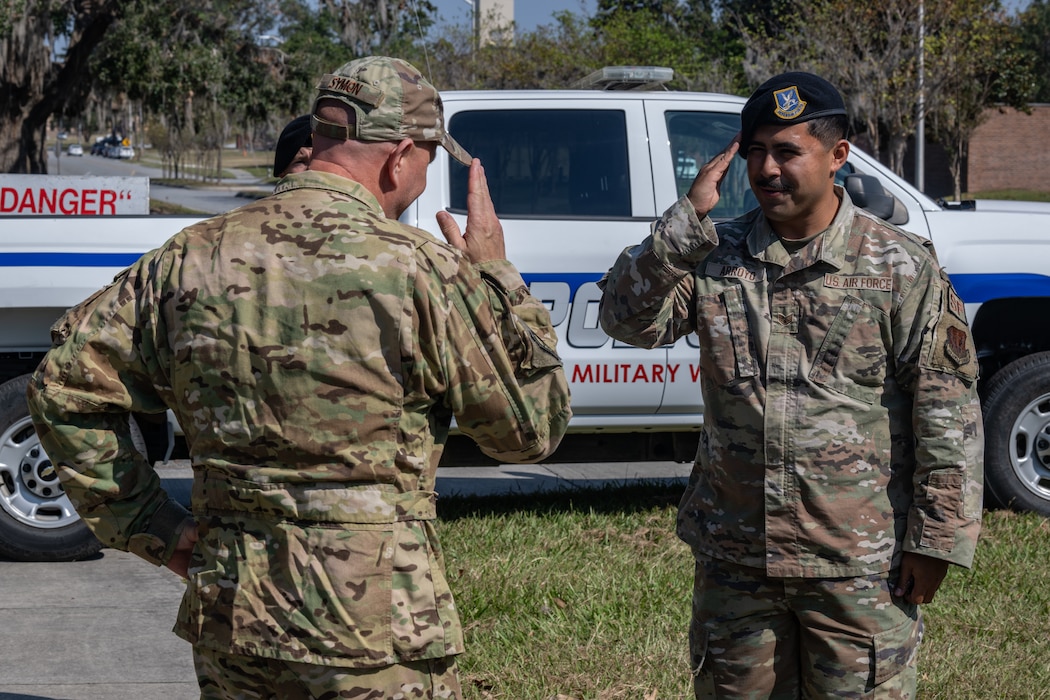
[
  {"x1": 0, "y1": 374, "x2": 103, "y2": 561},
  {"x1": 982, "y1": 352, "x2": 1050, "y2": 516}
]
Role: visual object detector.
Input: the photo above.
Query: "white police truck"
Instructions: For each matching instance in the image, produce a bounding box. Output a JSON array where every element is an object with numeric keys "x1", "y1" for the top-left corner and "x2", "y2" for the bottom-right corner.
[{"x1": 2, "y1": 76, "x2": 1050, "y2": 561}]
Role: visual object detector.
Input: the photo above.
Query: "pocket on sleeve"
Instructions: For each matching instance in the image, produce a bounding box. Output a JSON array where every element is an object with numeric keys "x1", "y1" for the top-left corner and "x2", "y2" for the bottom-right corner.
[{"x1": 919, "y1": 469, "x2": 963, "y2": 551}]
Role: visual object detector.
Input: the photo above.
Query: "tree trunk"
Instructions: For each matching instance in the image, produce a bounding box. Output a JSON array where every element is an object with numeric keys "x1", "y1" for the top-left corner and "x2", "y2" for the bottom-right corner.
[
  {"x1": 952, "y1": 134, "x2": 970, "y2": 202},
  {"x1": 0, "y1": 1, "x2": 118, "y2": 173},
  {"x1": 887, "y1": 133, "x2": 910, "y2": 178}
]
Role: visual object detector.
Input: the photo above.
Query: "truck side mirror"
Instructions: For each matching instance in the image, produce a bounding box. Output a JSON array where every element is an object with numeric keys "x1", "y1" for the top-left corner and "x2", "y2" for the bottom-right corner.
[{"x1": 843, "y1": 174, "x2": 897, "y2": 222}]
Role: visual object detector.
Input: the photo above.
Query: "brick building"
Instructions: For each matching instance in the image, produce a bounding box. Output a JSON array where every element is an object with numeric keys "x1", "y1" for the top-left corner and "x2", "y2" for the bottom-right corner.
[
  {"x1": 895, "y1": 104, "x2": 1050, "y2": 200},
  {"x1": 967, "y1": 104, "x2": 1050, "y2": 194}
]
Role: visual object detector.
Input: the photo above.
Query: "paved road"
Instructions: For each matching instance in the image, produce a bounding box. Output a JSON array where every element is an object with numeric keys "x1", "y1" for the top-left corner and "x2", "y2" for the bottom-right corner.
[
  {"x1": 0, "y1": 462, "x2": 689, "y2": 700},
  {"x1": 46, "y1": 151, "x2": 265, "y2": 216}
]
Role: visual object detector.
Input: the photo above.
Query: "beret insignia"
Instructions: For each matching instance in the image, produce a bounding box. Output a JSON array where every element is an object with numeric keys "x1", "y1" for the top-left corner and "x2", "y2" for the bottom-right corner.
[{"x1": 774, "y1": 86, "x2": 807, "y2": 120}]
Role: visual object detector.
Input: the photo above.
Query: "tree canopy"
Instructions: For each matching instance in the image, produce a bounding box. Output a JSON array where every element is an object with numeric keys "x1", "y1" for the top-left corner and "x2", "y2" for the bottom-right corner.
[{"x1": 1, "y1": 0, "x2": 1045, "y2": 187}]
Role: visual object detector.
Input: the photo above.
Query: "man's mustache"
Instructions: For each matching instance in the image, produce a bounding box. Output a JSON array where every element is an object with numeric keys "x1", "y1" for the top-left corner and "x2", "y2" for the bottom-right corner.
[{"x1": 756, "y1": 177, "x2": 791, "y2": 192}]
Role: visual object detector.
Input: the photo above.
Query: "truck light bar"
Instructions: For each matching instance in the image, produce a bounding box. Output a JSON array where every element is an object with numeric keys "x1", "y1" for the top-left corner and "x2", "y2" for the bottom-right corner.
[{"x1": 573, "y1": 66, "x2": 675, "y2": 91}]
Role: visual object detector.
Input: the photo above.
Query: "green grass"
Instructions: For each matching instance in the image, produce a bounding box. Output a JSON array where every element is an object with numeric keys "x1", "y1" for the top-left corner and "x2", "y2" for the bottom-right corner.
[
  {"x1": 919, "y1": 509, "x2": 1050, "y2": 699},
  {"x1": 242, "y1": 165, "x2": 276, "y2": 180},
  {"x1": 148, "y1": 198, "x2": 208, "y2": 216},
  {"x1": 436, "y1": 486, "x2": 1050, "y2": 699},
  {"x1": 965, "y1": 189, "x2": 1050, "y2": 202}
]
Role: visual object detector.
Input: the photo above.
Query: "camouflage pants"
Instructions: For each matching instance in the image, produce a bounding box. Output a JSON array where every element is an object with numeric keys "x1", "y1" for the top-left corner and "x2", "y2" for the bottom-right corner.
[
  {"x1": 689, "y1": 557, "x2": 922, "y2": 699},
  {"x1": 192, "y1": 646, "x2": 462, "y2": 699}
]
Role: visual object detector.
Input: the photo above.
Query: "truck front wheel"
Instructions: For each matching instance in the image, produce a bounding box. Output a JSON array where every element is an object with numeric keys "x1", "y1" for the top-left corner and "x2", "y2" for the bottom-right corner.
[
  {"x1": 0, "y1": 374, "x2": 102, "y2": 561},
  {"x1": 982, "y1": 352, "x2": 1050, "y2": 516}
]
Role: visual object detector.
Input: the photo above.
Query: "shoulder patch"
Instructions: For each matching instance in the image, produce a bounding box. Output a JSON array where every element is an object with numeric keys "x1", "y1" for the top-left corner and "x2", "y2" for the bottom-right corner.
[
  {"x1": 944, "y1": 325, "x2": 971, "y2": 367},
  {"x1": 947, "y1": 285, "x2": 966, "y2": 321},
  {"x1": 922, "y1": 276, "x2": 978, "y2": 381}
]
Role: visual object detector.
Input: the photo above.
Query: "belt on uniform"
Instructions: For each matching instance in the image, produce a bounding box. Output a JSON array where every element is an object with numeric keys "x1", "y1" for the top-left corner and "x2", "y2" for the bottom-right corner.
[{"x1": 192, "y1": 475, "x2": 436, "y2": 524}]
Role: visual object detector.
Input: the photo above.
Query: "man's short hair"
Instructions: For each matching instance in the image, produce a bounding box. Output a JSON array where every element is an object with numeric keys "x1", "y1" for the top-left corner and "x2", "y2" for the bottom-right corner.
[{"x1": 807, "y1": 114, "x2": 849, "y2": 151}]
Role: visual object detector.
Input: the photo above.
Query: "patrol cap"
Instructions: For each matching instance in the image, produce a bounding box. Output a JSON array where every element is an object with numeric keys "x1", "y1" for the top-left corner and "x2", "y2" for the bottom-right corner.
[
  {"x1": 739, "y1": 71, "x2": 847, "y2": 157},
  {"x1": 273, "y1": 115, "x2": 312, "y2": 177},
  {"x1": 312, "y1": 56, "x2": 472, "y2": 166}
]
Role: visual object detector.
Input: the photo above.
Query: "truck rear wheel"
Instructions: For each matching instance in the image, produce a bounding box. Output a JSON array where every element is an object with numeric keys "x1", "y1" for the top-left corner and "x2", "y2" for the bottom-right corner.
[
  {"x1": 0, "y1": 374, "x2": 102, "y2": 561},
  {"x1": 982, "y1": 352, "x2": 1050, "y2": 516}
]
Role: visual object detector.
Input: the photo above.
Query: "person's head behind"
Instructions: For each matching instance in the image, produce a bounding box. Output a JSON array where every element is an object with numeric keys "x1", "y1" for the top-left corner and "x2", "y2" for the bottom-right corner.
[
  {"x1": 739, "y1": 72, "x2": 850, "y2": 239},
  {"x1": 273, "y1": 115, "x2": 313, "y2": 178},
  {"x1": 307, "y1": 56, "x2": 471, "y2": 218}
]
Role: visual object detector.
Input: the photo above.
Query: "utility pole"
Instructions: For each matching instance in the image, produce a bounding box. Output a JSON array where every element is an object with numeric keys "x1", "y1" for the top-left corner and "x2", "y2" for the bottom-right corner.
[
  {"x1": 469, "y1": 0, "x2": 478, "y2": 56},
  {"x1": 915, "y1": 0, "x2": 925, "y2": 192},
  {"x1": 472, "y1": 0, "x2": 514, "y2": 46}
]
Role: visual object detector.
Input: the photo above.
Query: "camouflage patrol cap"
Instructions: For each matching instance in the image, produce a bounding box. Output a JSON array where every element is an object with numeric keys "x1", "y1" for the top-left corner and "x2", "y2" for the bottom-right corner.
[
  {"x1": 312, "y1": 56, "x2": 472, "y2": 166},
  {"x1": 739, "y1": 72, "x2": 847, "y2": 157}
]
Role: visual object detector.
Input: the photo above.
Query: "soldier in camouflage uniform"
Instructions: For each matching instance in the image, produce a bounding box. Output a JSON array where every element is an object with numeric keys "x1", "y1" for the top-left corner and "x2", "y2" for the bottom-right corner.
[
  {"x1": 598, "y1": 73, "x2": 982, "y2": 698},
  {"x1": 27, "y1": 56, "x2": 571, "y2": 699}
]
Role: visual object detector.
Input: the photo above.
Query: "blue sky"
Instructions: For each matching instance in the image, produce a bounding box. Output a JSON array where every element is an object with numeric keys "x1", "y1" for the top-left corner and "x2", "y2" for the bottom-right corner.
[{"x1": 428, "y1": 0, "x2": 596, "y2": 33}]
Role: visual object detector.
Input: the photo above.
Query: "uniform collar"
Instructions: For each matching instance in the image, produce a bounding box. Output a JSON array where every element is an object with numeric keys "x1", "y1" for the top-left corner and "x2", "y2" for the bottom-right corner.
[
  {"x1": 273, "y1": 170, "x2": 385, "y2": 216},
  {"x1": 748, "y1": 186, "x2": 855, "y2": 271}
]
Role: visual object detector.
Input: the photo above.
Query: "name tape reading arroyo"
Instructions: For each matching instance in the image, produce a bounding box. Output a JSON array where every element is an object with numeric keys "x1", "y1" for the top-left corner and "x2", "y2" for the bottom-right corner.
[{"x1": 0, "y1": 175, "x2": 150, "y2": 216}]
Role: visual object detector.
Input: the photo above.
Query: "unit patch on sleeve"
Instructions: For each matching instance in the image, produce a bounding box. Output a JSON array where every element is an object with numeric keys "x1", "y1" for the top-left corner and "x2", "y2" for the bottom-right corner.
[
  {"x1": 923, "y1": 279, "x2": 979, "y2": 382},
  {"x1": 947, "y1": 285, "x2": 967, "y2": 321},
  {"x1": 945, "y1": 325, "x2": 971, "y2": 367}
]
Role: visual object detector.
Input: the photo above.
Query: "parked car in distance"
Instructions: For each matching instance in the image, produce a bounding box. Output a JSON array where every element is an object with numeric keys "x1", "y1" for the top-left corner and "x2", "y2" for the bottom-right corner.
[
  {"x1": 117, "y1": 145, "x2": 135, "y2": 159},
  {"x1": 66, "y1": 143, "x2": 83, "y2": 156},
  {"x1": 92, "y1": 136, "x2": 123, "y2": 156}
]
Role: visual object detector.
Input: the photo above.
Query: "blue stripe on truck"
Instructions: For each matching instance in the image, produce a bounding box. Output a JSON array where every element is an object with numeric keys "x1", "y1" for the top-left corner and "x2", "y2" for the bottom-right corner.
[
  {"x1": 517, "y1": 272, "x2": 1050, "y2": 305},
  {"x1": 0, "y1": 257, "x2": 1047, "y2": 306},
  {"x1": 948, "y1": 273, "x2": 1050, "y2": 303},
  {"x1": 521, "y1": 273, "x2": 602, "y2": 297},
  {"x1": 0, "y1": 252, "x2": 144, "y2": 267}
]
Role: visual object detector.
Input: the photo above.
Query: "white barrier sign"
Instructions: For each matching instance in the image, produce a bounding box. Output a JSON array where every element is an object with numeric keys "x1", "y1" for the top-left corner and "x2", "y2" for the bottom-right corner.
[{"x1": 0, "y1": 175, "x2": 150, "y2": 216}]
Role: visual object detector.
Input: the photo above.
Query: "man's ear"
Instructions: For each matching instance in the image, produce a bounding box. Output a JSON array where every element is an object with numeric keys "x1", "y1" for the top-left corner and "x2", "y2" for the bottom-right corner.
[
  {"x1": 831, "y1": 139, "x2": 850, "y2": 173},
  {"x1": 385, "y1": 139, "x2": 415, "y2": 188}
]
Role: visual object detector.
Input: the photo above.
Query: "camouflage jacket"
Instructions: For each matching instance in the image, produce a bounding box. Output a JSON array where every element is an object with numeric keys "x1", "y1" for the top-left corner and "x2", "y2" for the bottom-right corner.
[
  {"x1": 27, "y1": 170, "x2": 571, "y2": 667},
  {"x1": 599, "y1": 190, "x2": 982, "y2": 578}
]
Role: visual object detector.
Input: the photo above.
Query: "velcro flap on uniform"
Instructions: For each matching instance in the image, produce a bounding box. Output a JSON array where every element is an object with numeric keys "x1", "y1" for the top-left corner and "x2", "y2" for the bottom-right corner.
[{"x1": 918, "y1": 469, "x2": 962, "y2": 551}]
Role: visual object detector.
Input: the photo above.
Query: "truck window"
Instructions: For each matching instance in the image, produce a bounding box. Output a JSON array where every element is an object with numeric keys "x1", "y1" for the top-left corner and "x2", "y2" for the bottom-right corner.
[
  {"x1": 835, "y1": 162, "x2": 856, "y2": 185},
  {"x1": 664, "y1": 111, "x2": 755, "y2": 219},
  {"x1": 448, "y1": 110, "x2": 631, "y2": 218}
]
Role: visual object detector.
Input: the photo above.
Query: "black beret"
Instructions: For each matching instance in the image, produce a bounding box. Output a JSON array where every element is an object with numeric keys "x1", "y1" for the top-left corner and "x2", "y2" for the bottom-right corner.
[
  {"x1": 273, "y1": 115, "x2": 313, "y2": 177},
  {"x1": 739, "y1": 72, "x2": 846, "y2": 157}
]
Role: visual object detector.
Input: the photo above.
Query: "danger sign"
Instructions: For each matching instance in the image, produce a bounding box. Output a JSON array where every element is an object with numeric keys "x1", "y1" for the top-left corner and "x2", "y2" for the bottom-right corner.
[{"x1": 0, "y1": 175, "x2": 149, "y2": 216}]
